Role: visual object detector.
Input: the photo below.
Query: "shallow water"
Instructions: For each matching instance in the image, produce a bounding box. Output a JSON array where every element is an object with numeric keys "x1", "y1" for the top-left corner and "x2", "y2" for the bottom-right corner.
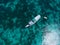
[{"x1": 0, "y1": 0, "x2": 60, "y2": 45}]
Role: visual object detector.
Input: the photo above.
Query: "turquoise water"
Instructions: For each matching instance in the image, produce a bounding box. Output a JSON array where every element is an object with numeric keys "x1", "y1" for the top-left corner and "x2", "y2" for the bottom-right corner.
[{"x1": 0, "y1": 0, "x2": 60, "y2": 45}]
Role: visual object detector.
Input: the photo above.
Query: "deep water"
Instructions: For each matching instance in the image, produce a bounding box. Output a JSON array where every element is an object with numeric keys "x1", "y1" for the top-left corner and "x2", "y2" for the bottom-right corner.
[{"x1": 0, "y1": 0, "x2": 60, "y2": 45}]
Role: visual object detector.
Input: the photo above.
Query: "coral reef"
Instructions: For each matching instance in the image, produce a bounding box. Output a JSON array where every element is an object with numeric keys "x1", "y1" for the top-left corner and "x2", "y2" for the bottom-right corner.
[{"x1": 0, "y1": 0, "x2": 60, "y2": 45}]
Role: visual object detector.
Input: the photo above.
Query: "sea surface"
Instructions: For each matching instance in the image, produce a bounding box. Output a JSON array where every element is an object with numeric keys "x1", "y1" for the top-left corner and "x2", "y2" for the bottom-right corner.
[{"x1": 0, "y1": 0, "x2": 60, "y2": 45}]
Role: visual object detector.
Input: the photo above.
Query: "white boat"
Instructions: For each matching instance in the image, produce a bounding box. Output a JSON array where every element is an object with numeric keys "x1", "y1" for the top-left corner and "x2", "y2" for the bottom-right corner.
[{"x1": 25, "y1": 15, "x2": 41, "y2": 27}]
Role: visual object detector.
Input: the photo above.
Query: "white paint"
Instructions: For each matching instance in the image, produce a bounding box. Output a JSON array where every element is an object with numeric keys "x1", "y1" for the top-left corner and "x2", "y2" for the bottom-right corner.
[
  {"x1": 35, "y1": 15, "x2": 41, "y2": 22},
  {"x1": 25, "y1": 15, "x2": 41, "y2": 27},
  {"x1": 29, "y1": 21, "x2": 34, "y2": 25},
  {"x1": 44, "y1": 16, "x2": 47, "y2": 19},
  {"x1": 25, "y1": 25, "x2": 29, "y2": 28}
]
